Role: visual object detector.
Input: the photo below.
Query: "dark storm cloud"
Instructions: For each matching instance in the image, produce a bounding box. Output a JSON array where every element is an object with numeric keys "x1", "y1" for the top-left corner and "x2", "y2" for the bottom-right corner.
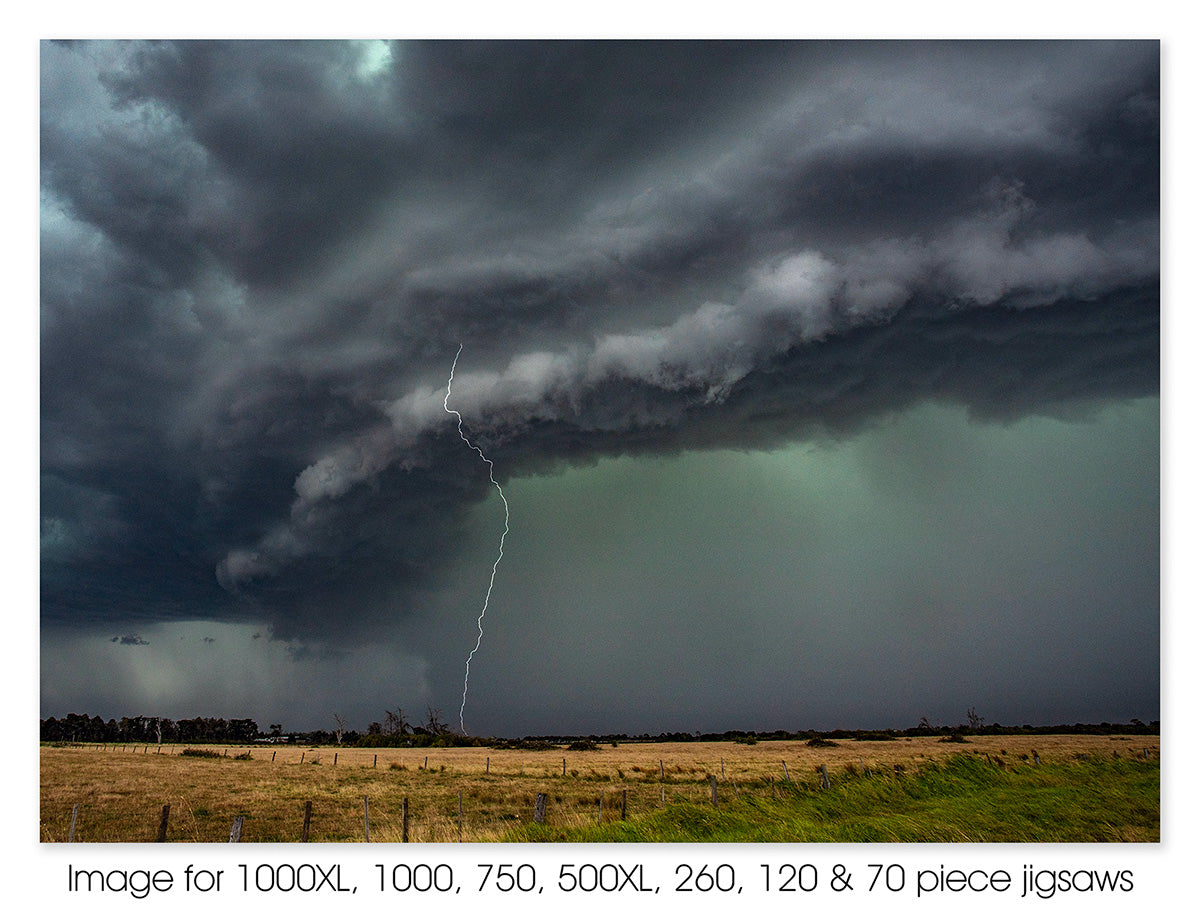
[{"x1": 40, "y1": 40, "x2": 1158, "y2": 647}]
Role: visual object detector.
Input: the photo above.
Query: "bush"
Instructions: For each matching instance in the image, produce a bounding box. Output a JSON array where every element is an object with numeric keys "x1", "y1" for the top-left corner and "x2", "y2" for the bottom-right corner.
[
  {"x1": 492, "y1": 738, "x2": 560, "y2": 751},
  {"x1": 181, "y1": 748, "x2": 222, "y2": 758}
]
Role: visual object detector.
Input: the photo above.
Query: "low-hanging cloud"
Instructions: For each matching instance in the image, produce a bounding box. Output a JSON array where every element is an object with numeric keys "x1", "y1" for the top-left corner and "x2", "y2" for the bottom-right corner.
[{"x1": 41, "y1": 40, "x2": 1158, "y2": 655}]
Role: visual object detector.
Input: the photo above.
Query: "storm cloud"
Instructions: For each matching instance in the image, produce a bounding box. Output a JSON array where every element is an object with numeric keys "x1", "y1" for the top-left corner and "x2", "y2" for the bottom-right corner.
[{"x1": 40, "y1": 40, "x2": 1158, "y2": 732}]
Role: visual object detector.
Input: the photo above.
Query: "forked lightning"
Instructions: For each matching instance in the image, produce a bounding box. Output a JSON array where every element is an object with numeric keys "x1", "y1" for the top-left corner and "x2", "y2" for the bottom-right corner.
[{"x1": 444, "y1": 344, "x2": 510, "y2": 734}]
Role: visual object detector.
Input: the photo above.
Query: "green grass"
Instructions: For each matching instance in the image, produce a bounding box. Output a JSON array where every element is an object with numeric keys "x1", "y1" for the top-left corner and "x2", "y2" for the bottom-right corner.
[{"x1": 504, "y1": 753, "x2": 1159, "y2": 842}]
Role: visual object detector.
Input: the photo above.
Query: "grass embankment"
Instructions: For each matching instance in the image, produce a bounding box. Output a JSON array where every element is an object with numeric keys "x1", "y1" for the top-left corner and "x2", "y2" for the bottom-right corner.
[{"x1": 506, "y1": 754, "x2": 1160, "y2": 843}]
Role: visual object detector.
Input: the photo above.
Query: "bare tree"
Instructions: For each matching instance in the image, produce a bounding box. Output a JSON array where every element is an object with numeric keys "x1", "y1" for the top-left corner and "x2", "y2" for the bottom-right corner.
[
  {"x1": 383, "y1": 707, "x2": 409, "y2": 736},
  {"x1": 424, "y1": 706, "x2": 448, "y2": 736},
  {"x1": 966, "y1": 707, "x2": 984, "y2": 731},
  {"x1": 333, "y1": 713, "x2": 347, "y2": 745}
]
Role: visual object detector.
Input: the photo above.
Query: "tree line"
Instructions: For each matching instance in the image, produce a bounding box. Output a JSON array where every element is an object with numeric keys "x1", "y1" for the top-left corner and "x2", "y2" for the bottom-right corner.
[
  {"x1": 39, "y1": 704, "x2": 480, "y2": 748},
  {"x1": 40, "y1": 713, "x2": 259, "y2": 744},
  {"x1": 40, "y1": 708, "x2": 1159, "y2": 747}
]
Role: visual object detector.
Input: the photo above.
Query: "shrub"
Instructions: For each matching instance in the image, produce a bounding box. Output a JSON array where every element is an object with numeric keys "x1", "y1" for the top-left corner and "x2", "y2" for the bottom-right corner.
[
  {"x1": 492, "y1": 738, "x2": 560, "y2": 751},
  {"x1": 181, "y1": 748, "x2": 222, "y2": 758}
]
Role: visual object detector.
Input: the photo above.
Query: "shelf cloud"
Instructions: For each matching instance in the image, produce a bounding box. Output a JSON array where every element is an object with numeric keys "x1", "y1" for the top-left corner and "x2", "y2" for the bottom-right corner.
[{"x1": 41, "y1": 40, "x2": 1158, "y2": 732}]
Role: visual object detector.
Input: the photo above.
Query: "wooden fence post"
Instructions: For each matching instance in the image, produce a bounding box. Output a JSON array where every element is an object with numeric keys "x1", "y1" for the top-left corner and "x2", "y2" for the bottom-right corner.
[
  {"x1": 68, "y1": 803, "x2": 78, "y2": 842},
  {"x1": 781, "y1": 760, "x2": 790, "y2": 781},
  {"x1": 721, "y1": 757, "x2": 725, "y2": 780},
  {"x1": 334, "y1": 751, "x2": 338, "y2": 765},
  {"x1": 363, "y1": 796, "x2": 371, "y2": 842},
  {"x1": 621, "y1": 789, "x2": 627, "y2": 820},
  {"x1": 300, "y1": 751, "x2": 305, "y2": 764},
  {"x1": 402, "y1": 797, "x2": 409, "y2": 843},
  {"x1": 562, "y1": 757, "x2": 566, "y2": 776},
  {"x1": 228, "y1": 816, "x2": 243, "y2": 842},
  {"x1": 660, "y1": 759, "x2": 664, "y2": 780},
  {"x1": 271, "y1": 750, "x2": 276, "y2": 762},
  {"x1": 373, "y1": 754, "x2": 378, "y2": 768},
  {"x1": 534, "y1": 793, "x2": 548, "y2": 824},
  {"x1": 302, "y1": 801, "x2": 312, "y2": 842},
  {"x1": 486, "y1": 756, "x2": 490, "y2": 773},
  {"x1": 820, "y1": 764, "x2": 830, "y2": 790},
  {"x1": 156, "y1": 804, "x2": 170, "y2": 842}
]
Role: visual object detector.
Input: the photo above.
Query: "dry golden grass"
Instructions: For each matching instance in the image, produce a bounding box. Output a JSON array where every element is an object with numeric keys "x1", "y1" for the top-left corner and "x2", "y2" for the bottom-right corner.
[{"x1": 40, "y1": 734, "x2": 1158, "y2": 843}]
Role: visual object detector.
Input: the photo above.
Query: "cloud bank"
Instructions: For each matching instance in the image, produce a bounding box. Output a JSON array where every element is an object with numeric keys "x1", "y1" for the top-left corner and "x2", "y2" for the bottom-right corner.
[{"x1": 41, "y1": 41, "x2": 1158, "y2": 692}]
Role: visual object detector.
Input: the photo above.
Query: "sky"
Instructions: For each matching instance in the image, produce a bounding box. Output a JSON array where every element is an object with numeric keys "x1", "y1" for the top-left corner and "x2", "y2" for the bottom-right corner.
[{"x1": 39, "y1": 39, "x2": 1160, "y2": 738}]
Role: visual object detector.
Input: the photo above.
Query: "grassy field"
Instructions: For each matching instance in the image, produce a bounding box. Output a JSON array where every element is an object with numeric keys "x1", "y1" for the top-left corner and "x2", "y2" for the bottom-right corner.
[{"x1": 39, "y1": 734, "x2": 1159, "y2": 843}]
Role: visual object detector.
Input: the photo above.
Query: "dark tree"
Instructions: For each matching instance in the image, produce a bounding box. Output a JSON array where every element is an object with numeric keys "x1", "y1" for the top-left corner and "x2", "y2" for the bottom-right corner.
[
  {"x1": 383, "y1": 707, "x2": 410, "y2": 736},
  {"x1": 424, "y1": 706, "x2": 448, "y2": 736}
]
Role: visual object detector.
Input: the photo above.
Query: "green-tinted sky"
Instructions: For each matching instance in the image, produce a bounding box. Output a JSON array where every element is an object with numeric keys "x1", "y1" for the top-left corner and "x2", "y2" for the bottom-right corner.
[
  {"x1": 43, "y1": 396, "x2": 1158, "y2": 734},
  {"x1": 430, "y1": 398, "x2": 1158, "y2": 733}
]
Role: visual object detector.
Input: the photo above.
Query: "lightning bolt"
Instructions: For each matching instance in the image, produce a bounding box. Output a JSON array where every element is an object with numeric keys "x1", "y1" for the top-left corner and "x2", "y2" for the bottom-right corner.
[{"x1": 444, "y1": 343, "x2": 510, "y2": 734}]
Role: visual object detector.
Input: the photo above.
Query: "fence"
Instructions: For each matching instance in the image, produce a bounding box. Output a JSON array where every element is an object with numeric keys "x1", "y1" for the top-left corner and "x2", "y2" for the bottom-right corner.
[
  {"x1": 68, "y1": 787, "x2": 671, "y2": 843},
  {"x1": 53, "y1": 750, "x2": 843, "y2": 842}
]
